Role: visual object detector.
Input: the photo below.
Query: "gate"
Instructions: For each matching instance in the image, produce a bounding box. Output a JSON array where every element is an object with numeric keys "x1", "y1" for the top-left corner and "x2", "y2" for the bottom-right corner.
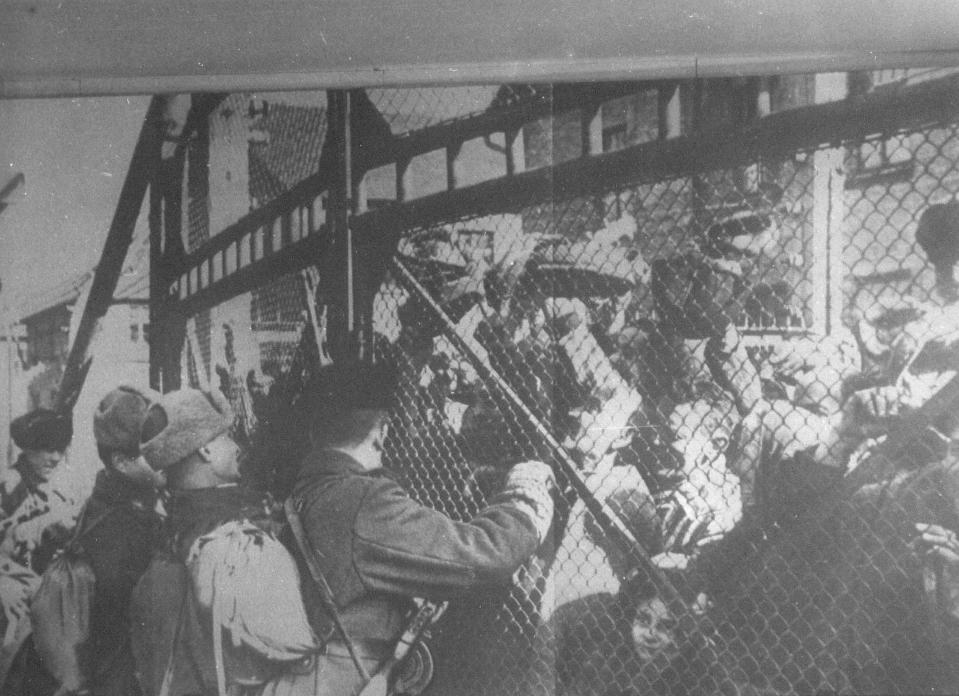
[{"x1": 150, "y1": 72, "x2": 959, "y2": 695}]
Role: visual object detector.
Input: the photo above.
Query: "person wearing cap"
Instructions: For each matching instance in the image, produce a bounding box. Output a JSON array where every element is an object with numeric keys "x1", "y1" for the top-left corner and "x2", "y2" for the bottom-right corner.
[
  {"x1": 0, "y1": 409, "x2": 74, "y2": 694},
  {"x1": 917, "y1": 199, "x2": 959, "y2": 303},
  {"x1": 3, "y1": 386, "x2": 166, "y2": 696},
  {"x1": 78, "y1": 385, "x2": 166, "y2": 696},
  {"x1": 837, "y1": 201, "x2": 959, "y2": 467},
  {"x1": 857, "y1": 202, "x2": 959, "y2": 380},
  {"x1": 260, "y1": 360, "x2": 555, "y2": 696},
  {"x1": 0, "y1": 408, "x2": 75, "y2": 575},
  {"x1": 131, "y1": 387, "x2": 316, "y2": 696}
]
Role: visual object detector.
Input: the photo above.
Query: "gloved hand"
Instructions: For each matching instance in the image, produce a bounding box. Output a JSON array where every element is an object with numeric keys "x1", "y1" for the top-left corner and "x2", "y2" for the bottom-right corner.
[
  {"x1": 503, "y1": 460, "x2": 554, "y2": 490},
  {"x1": 497, "y1": 461, "x2": 555, "y2": 544}
]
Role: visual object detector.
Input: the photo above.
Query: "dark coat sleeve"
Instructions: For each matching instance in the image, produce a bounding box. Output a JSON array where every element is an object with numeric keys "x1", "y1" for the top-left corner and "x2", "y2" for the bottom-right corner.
[
  {"x1": 297, "y1": 468, "x2": 541, "y2": 605},
  {"x1": 349, "y1": 476, "x2": 540, "y2": 599}
]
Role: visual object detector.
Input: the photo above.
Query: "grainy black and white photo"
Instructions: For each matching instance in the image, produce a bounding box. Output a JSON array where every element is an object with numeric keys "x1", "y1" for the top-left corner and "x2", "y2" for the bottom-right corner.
[{"x1": 2, "y1": 6, "x2": 959, "y2": 695}]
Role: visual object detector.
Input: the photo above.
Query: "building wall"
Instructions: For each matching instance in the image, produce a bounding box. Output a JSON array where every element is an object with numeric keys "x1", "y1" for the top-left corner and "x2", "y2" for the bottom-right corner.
[
  {"x1": 55, "y1": 301, "x2": 150, "y2": 499},
  {"x1": 23, "y1": 304, "x2": 71, "y2": 366}
]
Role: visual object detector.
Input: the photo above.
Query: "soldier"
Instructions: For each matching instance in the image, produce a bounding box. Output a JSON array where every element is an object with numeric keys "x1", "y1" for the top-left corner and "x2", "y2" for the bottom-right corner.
[
  {"x1": 73, "y1": 385, "x2": 166, "y2": 696},
  {"x1": 9, "y1": 386, "x2": 166, "y2": 696},
  {"x1": 1, "y1": 409, "x2": 74, "y2": 573},
  {"x1": 0, "y1": 409, "x2": 73, "y2": 695},
  {"x1": 131, "y1": 388, "x2": 318, "y2": 696},
  {"x1": 0, "y1": 409, "x2": 74, "y2": 640},
  {"x1": 262, "y1": 360, "x2": 555, "y2": 696}
]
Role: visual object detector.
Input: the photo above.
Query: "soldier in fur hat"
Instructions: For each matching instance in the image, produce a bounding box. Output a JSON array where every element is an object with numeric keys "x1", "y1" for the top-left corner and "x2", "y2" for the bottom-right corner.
[
  {"x1": 0, "y1": 407, "x2": 74, "y2": 575},
  {"x1": 131, "y1": 387, "x2": 318, "y2": 696},
  {"x1": 0, "y1": 409, "x2": 75, "y2": 693},
  {"x1": 7, "y1": 385, "x2": 167, "y2": 696},
  {"x1": 70, "y1": 385, "x2": 165, "y2": 696}
]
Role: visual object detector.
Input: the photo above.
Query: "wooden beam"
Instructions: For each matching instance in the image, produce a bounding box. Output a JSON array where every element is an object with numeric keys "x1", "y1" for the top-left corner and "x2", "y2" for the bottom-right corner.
[
  {"x1": 56, "y1": 96, "x2": 165, "y2": 412},
  {"x1": 160, "y1": 70, "x2": 959, "y2": 321},
  {"x1": 350, "y1": 71, "x2": 959, "y2": 241},
  {"x1": 161, "y1": 228, "x2": 333, "y2": 320},
  {"x1": 358, "y1": 81, "x2": 657, "y2": 173},
  {"x1": 165, "y1": 170, "x2": 332, "y2": 280}
]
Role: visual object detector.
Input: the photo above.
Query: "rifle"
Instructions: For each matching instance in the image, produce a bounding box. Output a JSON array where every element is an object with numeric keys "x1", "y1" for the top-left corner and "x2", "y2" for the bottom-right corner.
[
  {"x1": 359, "y1": 599, "x2": 447, "y2": 696},
  {"x1": 285, "y1": 495, "x2": 446, "y2": 696}
]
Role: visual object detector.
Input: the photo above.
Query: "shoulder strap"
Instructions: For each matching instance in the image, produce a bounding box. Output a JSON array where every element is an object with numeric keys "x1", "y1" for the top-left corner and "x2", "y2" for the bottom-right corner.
[
  {"x1": 158, "y1": 579, "x2": 190, "y2": 696},
  {"x1": 283, "y1": 497, "x2": 372, "y2": 682}
]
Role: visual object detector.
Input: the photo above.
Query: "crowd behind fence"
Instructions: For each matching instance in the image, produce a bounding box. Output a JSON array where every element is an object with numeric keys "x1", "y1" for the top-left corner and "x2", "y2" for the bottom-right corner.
[{"x1": 169, "y1": 75, "x2": 959, "y2": 695}]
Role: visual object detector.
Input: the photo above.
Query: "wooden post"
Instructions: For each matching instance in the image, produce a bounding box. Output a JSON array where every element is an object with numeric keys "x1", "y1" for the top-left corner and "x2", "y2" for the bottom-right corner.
[
  {"x1": 148, "y1": 159, "x2": 165, "y2": 391},
  {"x1": 396, "y1": 158, "x2": 410, "y2": 202},
  {"x1": 658, "y1": 82, "x2": 681, "y2": 140},
  {"x1": 325, "y1": 89, "x2": 371, "y2": 362},
  {"x1": 582, "y1": 103, "x2": 602, "y2": 156},
  {"x1": 811, "y1": 149, "x2": 847, "y2": 335},
  {"x1": 811, "y1": 73, "x2": 849, "y2": 336},
  {"x1": 828, "y1": 154, "x2": 847, "y2": 334},
  {"x1": 446, "y1": 142, "x2": 461, "y2": 191}
]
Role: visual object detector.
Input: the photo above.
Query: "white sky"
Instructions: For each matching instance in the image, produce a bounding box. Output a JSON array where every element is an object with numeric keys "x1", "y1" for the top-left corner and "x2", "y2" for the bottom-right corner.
[{"x1": 0, "y1": 96, "x2": 150, "y2": 314}]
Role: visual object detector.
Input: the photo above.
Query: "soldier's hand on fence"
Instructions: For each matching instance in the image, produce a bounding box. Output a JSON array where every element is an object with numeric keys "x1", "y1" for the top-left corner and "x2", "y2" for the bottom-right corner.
[
  {"x1": 504, "y1": 460, "x2": 554, "y2": 488},
  {"x1": 499, "y1": 461, "x2": 556, "y2": 544}
]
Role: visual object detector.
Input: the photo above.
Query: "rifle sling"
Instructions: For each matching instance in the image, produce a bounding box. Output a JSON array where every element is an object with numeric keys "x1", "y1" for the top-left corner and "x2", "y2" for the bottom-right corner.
[{"x1": 283, "y1": 497, "x2": 372, "y2": 682}]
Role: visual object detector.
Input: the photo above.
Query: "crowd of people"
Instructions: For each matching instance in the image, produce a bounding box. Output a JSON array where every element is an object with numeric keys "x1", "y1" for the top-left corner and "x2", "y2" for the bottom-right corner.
[
  {"x1": 0, "y1": 364, "x2": 557, "y2": 696},
  {"x1": 380, "y1": 198, "x2": 959, "y2": 692},
  {"x1": 0, "y1": 198, "x2": 958, "y2": 695}
]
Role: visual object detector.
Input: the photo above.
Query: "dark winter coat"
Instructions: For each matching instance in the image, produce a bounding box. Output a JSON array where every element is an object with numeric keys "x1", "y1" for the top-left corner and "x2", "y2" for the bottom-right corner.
[
  {"x1": 292, "y1": 448, "x2": 541, "y2": 643},
  {"x1": 79, "y1": 469, "x2": 163, "y2": 696}
]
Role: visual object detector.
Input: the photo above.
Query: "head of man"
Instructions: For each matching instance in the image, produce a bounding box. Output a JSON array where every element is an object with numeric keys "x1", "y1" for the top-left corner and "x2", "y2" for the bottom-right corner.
[
  {"x1": 94, "y1": 384, "x2": 166, "y2": 489},
  {"x1": 140, "y1": 388, "x2": 239, "y2": 489},
  {"x1": 306, "y1": 360, "x2": 397, "y2": 471},
  {"x1": 916, "y1": 200, "x2": 959, "y2": 302},
  {"x1": 10, "y1": 408, "x2": 73, "y2": 483}
]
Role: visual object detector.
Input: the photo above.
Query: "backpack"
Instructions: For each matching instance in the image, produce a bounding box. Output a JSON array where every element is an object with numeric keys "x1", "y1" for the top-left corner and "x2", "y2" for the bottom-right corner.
[
  {"x1": 131, "y1": 519, "x2": 320, "y2": 696},
  {"x1": 29, "y1": 504, "x2": 118, "y2": 693}
]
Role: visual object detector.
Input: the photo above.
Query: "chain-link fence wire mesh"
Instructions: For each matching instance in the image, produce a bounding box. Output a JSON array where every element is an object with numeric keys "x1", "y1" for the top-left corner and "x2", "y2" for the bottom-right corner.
[{"x1": 169, "y1": 82, "x2": 959, "y2": 695}]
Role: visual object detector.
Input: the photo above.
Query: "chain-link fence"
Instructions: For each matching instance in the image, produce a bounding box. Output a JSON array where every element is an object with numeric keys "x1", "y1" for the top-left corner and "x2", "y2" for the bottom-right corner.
[{"x1": 160, "y1": 74, "x2": 959, "y2": 695}]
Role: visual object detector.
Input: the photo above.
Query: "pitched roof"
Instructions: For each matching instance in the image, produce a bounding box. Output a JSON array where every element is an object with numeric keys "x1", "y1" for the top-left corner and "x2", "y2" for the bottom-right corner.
[
  {"x1": 248, "y1": 102, "x2": 327, "y2": 205},
  {"x1": 18, "y1": 270, "x2": 92, "y2": 322}
]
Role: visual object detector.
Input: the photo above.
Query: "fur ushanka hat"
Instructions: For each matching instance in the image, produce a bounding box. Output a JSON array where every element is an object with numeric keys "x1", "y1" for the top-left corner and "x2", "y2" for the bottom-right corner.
[{"x1": 140, "y1": 388, "x2": 234, "y2": 470}]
